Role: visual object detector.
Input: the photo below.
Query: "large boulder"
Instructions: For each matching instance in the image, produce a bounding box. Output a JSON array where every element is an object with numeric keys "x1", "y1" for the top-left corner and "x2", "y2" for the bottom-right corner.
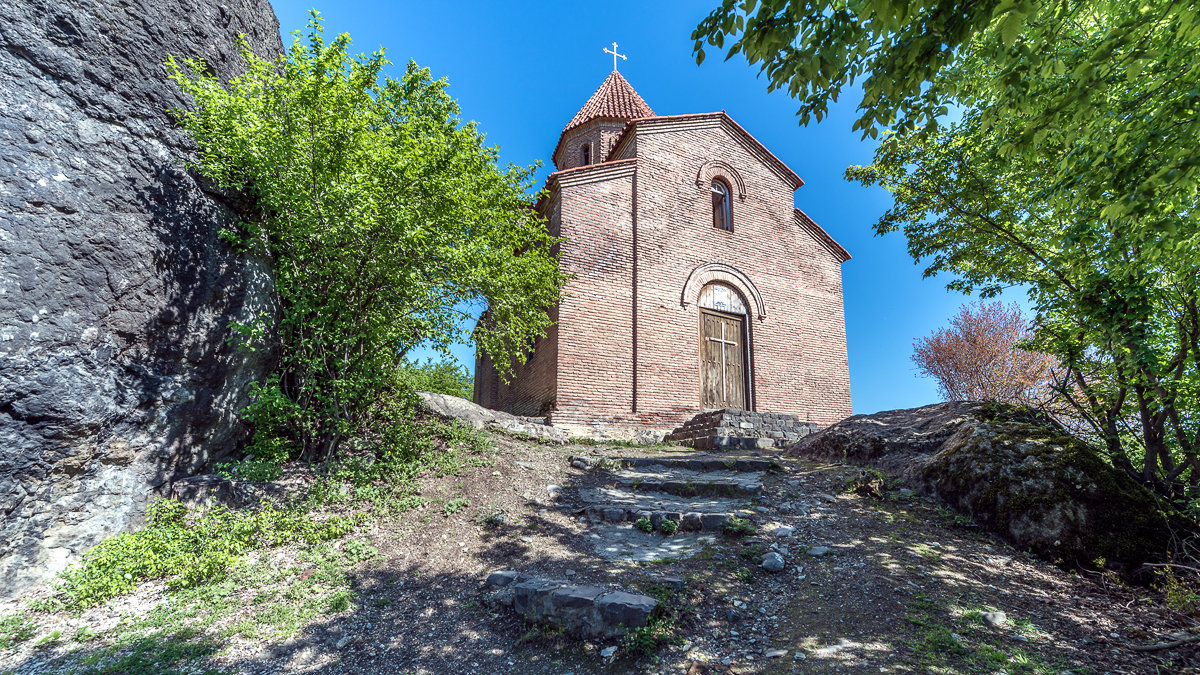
[
  {"x1": 791, "y1": 401, "x2": 1191, "y2": 577},
  {"x1": 0, "y1": 0, "x2": 282, "y2": 599},
  {"x1": 417, "y1": 391, "x2": 570, "y2": 444}
]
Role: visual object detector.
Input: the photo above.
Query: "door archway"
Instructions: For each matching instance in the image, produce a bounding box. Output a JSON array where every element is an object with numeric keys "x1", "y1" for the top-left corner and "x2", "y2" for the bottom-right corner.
[{"x1": 698, "y1": 283, "x2": 750, "y2": 410}]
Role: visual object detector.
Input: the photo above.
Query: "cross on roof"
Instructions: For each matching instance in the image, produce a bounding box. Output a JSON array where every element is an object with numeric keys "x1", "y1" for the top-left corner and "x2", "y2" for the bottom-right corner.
[{"x1": 603, "y1": 42, "x2": 627, "y2": 71}]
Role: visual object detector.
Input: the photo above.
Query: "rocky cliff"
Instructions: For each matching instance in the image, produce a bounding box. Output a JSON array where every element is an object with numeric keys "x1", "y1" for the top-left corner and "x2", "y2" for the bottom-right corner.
[{"x1": 0, "y1": 0, "x2": 283, "y2": 599}]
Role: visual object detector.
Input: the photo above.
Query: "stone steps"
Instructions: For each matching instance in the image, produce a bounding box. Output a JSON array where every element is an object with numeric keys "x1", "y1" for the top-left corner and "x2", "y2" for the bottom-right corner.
[
  {"x1": 612, "y1": 467, "x2": 763, "y2": 498},
  {"x1": 483, "y1": 572, "x2": 658, "y2": 638},
  {"x1": 619, "y1": 456, "x2": 780, "y2": 473},
  {"x1": 576, "y1": 484, "x2": 752, "y2": 531}
]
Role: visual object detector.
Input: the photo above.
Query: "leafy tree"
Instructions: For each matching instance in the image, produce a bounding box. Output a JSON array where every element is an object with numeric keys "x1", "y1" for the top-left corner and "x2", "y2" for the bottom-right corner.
[
  {"x1": 696, "y1": 2, "x2": 1200, "y2": 499},
  {"x1": 168, "y1": 14, "x2": 565, "y2": 462},
  {"x1": 695, "y1": 1, "x2": 1200, "y2": 502},
  {"x1": 914, "y1": 301, "x2": 1056, "y2": 406},
  {"x1": 848, "y1": 110, "x2": 1200, "y2": 500},
  {"x1": 398, "y1": 357, "x2": 473, "y2": 400},
  {"x1": 692, "y1": 1, "x2": 1200, "y2": 225}
]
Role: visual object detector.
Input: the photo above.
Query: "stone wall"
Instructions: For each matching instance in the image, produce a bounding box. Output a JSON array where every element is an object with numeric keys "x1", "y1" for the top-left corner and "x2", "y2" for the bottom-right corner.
[
  {"x1": 0, "y1": 0, "x2": 283, "y2": 600},
  {"x1": 667, "y1": 409, "x2": 819, "y2": 450}
]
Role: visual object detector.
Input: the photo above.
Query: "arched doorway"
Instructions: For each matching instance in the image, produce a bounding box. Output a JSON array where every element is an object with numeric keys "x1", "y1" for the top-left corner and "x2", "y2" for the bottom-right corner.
[{"x1": 698, "y1": 282, "x2": 750, "y2": 410}]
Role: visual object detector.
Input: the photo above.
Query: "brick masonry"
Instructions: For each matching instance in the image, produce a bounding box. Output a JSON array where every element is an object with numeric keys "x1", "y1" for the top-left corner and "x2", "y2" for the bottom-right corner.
[{"x1": 476, "y1": 81, "x2": 852, "y2": 433}]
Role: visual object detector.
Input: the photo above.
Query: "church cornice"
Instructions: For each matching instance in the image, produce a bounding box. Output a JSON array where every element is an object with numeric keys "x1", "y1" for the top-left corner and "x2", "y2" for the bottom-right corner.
[
  {"x1": 794, "y1": 208, "x2": 851, "y2": 263},
  {"x1": 549, "y1": 157, "x2": 637, "y2": 189}
]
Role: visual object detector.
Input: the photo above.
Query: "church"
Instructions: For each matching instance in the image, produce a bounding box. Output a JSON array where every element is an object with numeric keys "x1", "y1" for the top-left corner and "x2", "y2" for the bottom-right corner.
[{"x1": 474, "y1": 64, "x2": 852, "y2": 436}]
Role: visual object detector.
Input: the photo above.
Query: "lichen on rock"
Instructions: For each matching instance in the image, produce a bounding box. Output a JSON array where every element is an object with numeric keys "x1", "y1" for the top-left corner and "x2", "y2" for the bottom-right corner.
[{"x1": 791, "y1": 401, "x2": 1193, "y2": 578}]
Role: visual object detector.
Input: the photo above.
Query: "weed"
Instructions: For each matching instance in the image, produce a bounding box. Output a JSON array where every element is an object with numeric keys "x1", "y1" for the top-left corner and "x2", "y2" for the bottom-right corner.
[
  {"x1": 343, "y1": 539, "x2": 379, "y2": 564},
  {"x1": 659, "y1": 520, "x2": 678, "y2": 536},
  {"x1": 735, "y1": 567, "x2": 755, "y2": 584},
  {"x1": 1155, "y1": 563, "x2": 1200, "y2": 615},
  {"x1": 0, "y1": 613, "x2": 36, "y2": 650},
  {"x1": 738, "y1": 543, "x2": 765, "y2": 561},
  {"x1": 635, "y1": 517, "x2": 654, "y2": 533},
  {"x1": 73, "y1": 625, "x2": 101, "y2": 643},
  {"x1": 722, "y1": 517, "x2": 755, "y2": 538},
  {"x1": 35, "y1": 630, "x2": 61, "y2": 647},
  {"x1": 443, "y1": 498, "x2": 470, "y2": 516},
  {"x1": 480, "y1": 509, "x2": 508, "y2": 529}
]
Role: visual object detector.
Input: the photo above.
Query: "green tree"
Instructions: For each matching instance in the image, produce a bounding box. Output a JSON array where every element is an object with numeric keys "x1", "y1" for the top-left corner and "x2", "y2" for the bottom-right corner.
[
  {"x1": 693, "y1": 1, "x2": 1200, "y2": 226},
  {"x1": 168, "y1": 14, "x2": 565, "y2": 462},
  {"x1": 398, "y1": 357, "x2": 473, "y2": 399},
  {"x1": 847, "y1": 110, "x2": 1200, "y2": 501},
  {"x1": 694, "y1": 1, "x2": 1200, "y2": 501}
]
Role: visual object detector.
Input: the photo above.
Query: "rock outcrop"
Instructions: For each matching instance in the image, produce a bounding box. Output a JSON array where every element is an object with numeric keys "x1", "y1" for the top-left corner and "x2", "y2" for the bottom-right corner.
[
  {"x1": 417, "y1": 391, "x2": 570, "y2": 444},
  {"x1": 791, "y1": 402, "x2": 1191, "y2": 577},
  {"x1": 0, "y1": 0, "x2": 283, "y2": 599}
]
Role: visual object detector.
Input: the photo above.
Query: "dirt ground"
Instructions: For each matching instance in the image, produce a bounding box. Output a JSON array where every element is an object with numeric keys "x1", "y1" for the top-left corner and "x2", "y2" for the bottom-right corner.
[{"x1": 2, "y1": 432, "x2": 1197, "y2": 674}]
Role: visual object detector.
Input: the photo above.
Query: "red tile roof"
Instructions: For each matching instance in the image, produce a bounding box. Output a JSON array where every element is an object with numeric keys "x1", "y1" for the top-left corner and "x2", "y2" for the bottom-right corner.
[{"x1": 563, "y1": 70, "x2": 654, "y2": 132}]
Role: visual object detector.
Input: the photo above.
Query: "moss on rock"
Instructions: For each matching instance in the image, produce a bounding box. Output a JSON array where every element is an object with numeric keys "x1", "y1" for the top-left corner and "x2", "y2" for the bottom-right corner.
[{"x1": 791, "y1": 401, "x2": 1194, "y2": 579}]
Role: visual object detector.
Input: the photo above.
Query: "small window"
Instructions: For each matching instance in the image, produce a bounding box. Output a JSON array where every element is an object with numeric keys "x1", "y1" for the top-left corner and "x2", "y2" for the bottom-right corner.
[
  {"x1": 580, "y1": 144, "x2": 591, "y2": 166},
  {"x1": 712, "y1": 179, "x2": 732, "y2": 231}
]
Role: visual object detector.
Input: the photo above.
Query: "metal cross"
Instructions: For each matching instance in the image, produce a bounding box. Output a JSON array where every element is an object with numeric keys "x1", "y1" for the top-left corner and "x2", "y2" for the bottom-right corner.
[
  {"x1": 603, "y1": 42, "x2": 627, "y2": 71},
  {"x1": 707, "y1": 321, "x2": 738, "y2": 404}
]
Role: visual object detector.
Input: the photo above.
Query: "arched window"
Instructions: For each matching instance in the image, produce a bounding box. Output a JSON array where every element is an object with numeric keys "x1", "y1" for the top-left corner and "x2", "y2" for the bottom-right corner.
[
  {"x1": 580, "y1": 144, "x2": 591, "y2": 166},
  {"x1": 699, "y1": 282, "x2": 747, "y2": 315},
  {"x1": 711, "y1": 179, "x2": 732, "y2": 231}
]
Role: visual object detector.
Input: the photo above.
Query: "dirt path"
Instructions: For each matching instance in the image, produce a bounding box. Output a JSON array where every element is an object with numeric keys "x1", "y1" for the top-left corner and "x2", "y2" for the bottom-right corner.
[{"x1": 2, "y1": 434, "x2": 1195, "y2": 674}]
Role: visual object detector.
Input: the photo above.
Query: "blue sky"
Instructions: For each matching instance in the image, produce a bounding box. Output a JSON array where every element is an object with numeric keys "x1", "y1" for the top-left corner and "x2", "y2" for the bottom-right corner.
[{"x1": 269, "y1": 0, "x2": 1029, "y2": 415}]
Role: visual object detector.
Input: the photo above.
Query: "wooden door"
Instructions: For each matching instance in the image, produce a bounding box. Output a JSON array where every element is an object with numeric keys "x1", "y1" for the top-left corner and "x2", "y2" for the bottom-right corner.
[{"x1": 700, "y1": 310, "x2": 746, "y2": 410}]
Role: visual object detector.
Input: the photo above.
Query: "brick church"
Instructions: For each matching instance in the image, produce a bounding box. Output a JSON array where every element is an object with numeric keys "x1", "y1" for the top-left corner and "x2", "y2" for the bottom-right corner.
[{"x1": 474, "y1": 67, "x2": 852, "y2": 435}]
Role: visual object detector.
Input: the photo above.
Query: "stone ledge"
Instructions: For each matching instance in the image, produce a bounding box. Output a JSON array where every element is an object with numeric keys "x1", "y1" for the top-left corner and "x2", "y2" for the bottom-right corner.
[{"x1": 483, "y1": 572, "x2": 658, "y2": 637}]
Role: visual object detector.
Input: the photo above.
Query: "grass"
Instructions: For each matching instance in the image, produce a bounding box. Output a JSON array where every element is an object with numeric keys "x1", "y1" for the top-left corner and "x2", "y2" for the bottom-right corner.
[
  {"x1": 64, "y1": 628, "x2": 221, "y2": 675},
  {"x1": 901, "y1": 596, "x2": 1082, "y2": 674},
  {"x1": 0, "y1": 612, "x2": 36, "y2": 650},
  {"x1": 4, "y1": 416, "x2": 496, "y2": 674}
]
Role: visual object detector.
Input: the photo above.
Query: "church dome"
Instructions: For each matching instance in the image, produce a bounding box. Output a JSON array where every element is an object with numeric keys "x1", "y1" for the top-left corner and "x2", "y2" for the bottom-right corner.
[
  {"x1": 554, "y1": 71, "x2": 654, "y2": 170},
  {"x1": 562, "y1": 70, "x2": 654, "y2": 133}
]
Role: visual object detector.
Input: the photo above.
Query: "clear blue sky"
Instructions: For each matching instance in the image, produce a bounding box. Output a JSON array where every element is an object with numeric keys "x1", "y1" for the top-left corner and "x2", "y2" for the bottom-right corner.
[{"x1": 269, "y1": 0, "x2": 1029, "y2": 415}]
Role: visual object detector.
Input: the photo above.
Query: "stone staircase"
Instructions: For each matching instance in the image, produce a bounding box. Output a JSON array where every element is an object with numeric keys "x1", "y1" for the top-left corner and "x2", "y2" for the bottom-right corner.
[
  {"x1": 666, "y1": 409, "x2": 819, "y2": 450},
  {"x1": 484, "y1": 452, "x2": 775, "y2": 637}
]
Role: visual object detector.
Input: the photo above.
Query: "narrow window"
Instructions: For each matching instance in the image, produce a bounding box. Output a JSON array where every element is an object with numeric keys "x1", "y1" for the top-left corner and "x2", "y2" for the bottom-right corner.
[
  {"x1": 580, "y1": 144, "x2": 591, "y2": 166},
  {"x1": 711, "y1": 179, "x2": 732, "y2": 231}
]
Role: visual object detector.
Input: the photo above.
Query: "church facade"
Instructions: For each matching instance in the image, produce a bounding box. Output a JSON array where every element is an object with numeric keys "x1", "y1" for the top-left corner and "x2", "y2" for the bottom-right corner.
[{"x1": 474, "y1": 70, "x2": 852, "y2": 433}]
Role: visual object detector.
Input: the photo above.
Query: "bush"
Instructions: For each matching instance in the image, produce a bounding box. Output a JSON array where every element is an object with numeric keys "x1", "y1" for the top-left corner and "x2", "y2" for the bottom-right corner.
[
  {"x1": 635, "y1": 517, "x2": 654, "y2": 533},
  {"x1": 659, "y1": 520, "x2": 679, "y2": 536}
]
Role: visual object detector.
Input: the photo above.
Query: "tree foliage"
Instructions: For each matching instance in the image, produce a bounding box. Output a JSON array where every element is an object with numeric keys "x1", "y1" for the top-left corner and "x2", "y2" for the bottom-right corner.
[
  {"x1": 695, "y1": 1, "x2": 1200, "y2": 501},
  {"x1": 914, "y1": 301, "x2": 1056, "y2": 406},
  {"x1": 693, "y1": 1, "x2": 1200, "y2": 226},
  {"x1": 398, "y1": 357, "x2": 473, "y2": 400},
  {"x1": 168, "y1": 14, "x2": 565, "y2": 462}
]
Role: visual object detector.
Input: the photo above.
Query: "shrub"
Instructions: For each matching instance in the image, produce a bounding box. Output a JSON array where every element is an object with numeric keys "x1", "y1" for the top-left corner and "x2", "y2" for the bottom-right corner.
[
  {"x1": 659, "y1": 520, "x2": 678, "y2": 536},
  {"x1": 635, "y1": 517, "x2": 654, "y2": 533}
]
